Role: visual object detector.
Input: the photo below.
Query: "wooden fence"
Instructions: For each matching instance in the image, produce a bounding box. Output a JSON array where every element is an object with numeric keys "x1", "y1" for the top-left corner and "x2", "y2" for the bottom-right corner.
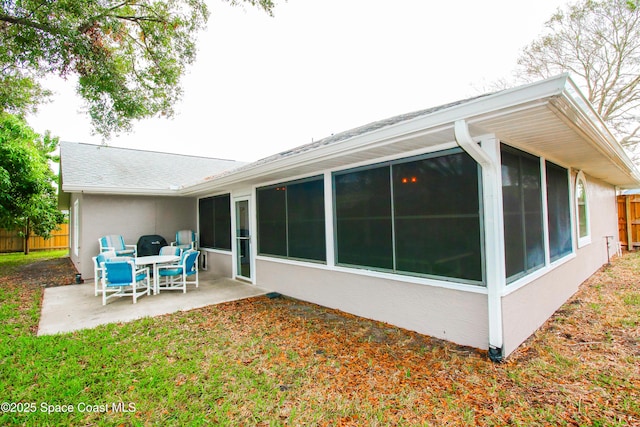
[
  {"x1": 617, "y1": 195, "x2": 640, "y2": 250},
  {"x1": 0, "y1": 223, "x2": 69, "y2": 253}
]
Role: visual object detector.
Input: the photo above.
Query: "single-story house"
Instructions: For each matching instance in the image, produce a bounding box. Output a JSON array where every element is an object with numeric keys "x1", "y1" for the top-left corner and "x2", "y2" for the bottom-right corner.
[{"x1": 59, "y1": 74, "x2": 640, "y2": 360}]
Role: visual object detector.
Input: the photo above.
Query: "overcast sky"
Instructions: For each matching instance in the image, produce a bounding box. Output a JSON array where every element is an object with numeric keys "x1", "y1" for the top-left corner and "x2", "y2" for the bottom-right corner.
[{"x1": 27, "y1": 0, "x2": 570, "y2": 162}]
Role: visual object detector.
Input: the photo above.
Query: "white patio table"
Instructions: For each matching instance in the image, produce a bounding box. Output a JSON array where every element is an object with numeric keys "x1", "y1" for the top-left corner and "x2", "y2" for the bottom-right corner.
[{"x1": 135, "y1": 255, "x2": 180, "y2": 295}]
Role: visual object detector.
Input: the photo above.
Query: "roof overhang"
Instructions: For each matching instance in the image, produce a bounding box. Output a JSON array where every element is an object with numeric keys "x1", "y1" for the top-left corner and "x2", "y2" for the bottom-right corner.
[
  {"x1": 181, "y1": 74, "x2": 640, "y2": 196},
  {"x1": 60, "y1": 184, "x2": 183, "y2": 197}
]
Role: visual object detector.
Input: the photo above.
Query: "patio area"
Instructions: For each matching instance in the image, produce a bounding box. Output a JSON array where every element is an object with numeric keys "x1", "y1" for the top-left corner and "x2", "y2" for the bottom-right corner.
[{"x1": 37, "y1": 269, "x2": 270, "y2": 336}]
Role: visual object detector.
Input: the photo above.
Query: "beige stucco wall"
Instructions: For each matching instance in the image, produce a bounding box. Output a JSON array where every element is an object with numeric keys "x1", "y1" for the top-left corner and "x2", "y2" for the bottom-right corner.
[
  {"x1": 201, "y1": 250, "x2": 233, "y2": 278},
  {"x1": 255, "y1": 259, "x2": 489, "y2": 350},
  {"x1": 72, "y1": 193, "x2": 197, "y2": 279},
  {"x1": 502, "y1": 173, "x2": 616, "y2": 356}
]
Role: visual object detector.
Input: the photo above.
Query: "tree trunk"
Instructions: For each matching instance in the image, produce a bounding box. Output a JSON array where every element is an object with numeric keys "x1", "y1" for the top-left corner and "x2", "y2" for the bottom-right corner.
[{"x1": 24, "y1": 218, "x2": 30, "y2": 255}]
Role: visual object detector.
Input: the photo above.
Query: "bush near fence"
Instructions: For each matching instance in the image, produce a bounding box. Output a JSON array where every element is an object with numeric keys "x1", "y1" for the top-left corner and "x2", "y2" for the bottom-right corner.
[{"x1": 0, "y1": 223, "x2": 69, "y2": 253}]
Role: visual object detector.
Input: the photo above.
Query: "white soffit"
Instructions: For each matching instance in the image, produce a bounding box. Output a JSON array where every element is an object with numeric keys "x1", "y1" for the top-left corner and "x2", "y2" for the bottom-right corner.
[{"x1": 471, "y1": 100, "x2": 638, "y2": 186}]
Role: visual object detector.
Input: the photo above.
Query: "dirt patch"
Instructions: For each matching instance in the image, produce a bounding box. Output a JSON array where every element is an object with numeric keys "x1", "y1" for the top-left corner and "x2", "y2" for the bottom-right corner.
[{"x1": 11, "y1": 257, "x2": 78, "y2": 288}]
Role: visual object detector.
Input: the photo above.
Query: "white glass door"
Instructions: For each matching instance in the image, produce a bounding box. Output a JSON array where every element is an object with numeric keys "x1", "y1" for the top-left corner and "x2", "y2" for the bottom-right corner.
[{"x1": 234, "y1": 199, "x2": 252, "y2": 281}]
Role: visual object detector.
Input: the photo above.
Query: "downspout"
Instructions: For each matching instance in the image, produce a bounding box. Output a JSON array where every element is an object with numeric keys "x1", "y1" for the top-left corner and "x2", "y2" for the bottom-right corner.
[{"x1": 454, "y1": 120, "x2": 505, "y2": 362}]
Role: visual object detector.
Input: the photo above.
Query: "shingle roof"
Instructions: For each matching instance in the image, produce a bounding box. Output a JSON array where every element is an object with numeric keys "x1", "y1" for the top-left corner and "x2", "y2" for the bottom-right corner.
[
  {"x1": 216, "y1": 94, "x2": 491, "y2": 178},
  {"x1": 60, "y1": 142, "x2": 246, "y2": 193}
]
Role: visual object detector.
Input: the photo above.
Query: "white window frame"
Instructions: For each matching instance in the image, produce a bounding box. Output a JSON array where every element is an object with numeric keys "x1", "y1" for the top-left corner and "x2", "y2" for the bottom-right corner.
[{"x1": 575, "y1": 171, "x2": 591, "y2": 248}]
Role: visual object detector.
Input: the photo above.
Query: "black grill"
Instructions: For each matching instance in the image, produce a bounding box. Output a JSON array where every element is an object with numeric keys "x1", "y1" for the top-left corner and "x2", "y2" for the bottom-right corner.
[{"x1": 136, "y1": 235, "x2": 168, "y2": 257}]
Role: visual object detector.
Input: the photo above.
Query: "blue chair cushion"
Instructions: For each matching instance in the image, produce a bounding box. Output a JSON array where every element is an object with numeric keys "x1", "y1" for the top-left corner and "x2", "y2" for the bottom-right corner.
[
  {"x1": 158, "y1": 267, "x2": 182, "y2": 277},
  {"x1": 104, "y1": 260, "x2": 145, "y2": 286}
]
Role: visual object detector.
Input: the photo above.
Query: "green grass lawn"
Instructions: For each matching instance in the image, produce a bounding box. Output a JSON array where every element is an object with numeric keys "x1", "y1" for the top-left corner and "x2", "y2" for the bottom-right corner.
[{"x1": 0, "y1": 250, "x2": 638, "y2": 426}]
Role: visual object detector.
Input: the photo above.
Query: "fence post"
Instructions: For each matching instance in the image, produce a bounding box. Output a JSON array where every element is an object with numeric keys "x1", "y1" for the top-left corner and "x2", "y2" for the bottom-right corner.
[{"x1": 626, "y1": 196, "x2": 633, "y2": 251}]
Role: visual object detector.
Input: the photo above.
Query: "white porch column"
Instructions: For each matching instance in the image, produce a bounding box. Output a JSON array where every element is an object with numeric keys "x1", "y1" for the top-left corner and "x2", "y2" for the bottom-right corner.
[
  {"x1": 455, "y1": 121, "x2": 506, "y2": 361},
  {"x1": 324, "y1": 171, "x2": 336, "y2": 267},
  {"x1": 480, "y1": 135, "x2": 507, "y2": 361}
]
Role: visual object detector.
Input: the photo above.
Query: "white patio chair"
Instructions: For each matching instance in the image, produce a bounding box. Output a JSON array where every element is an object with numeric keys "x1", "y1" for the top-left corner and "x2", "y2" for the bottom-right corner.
[
  {"x1": 157, "y1": 250, "x2": 199, "y2": 293},
  {"x1": 99, "y1": 234, "x2": 137, "y2": 257},
  {"x1": 159, "y1": 246, "x2": 181, "y2": 256},
  {"x1": 170, "y1": 230, "x2": 197, "y2": 252},
  {"x1": 92, "y1": 250, "x2": 116, "y2": 296},
  {"x1": 101, "y1": 258, "x2": 149, "y2": 305}
]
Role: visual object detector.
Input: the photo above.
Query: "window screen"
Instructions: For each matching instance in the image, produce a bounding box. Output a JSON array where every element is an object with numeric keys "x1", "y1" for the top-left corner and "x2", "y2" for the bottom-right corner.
[
  {"x1": 198, "y1": 194, "x2": 231, "y2": 250},
  {"x1": 501, "y1": 145, "x2": 544, "y2": 281},
  {"x1": 546, "y1": 162, "x2": 572, "y2": 261},
  {"x1": 257, "y1": 177, "x2": 326, "y2": 262},
  {"x1": 287, "y1": 179, "x2": 326, "y2": 261},
  {"x1": 257, "y1": 186, "x2": 287, "y2": 256},
  {"x1": 334, "y1": 166, "x2": 393, "y2": 270},
  {"x1": 213, "y1": 195, "x2": 231, "y2": 250},
  {"x1": 199, "y1": 197, "x2": 215, "y2": 248},
  {"x1": 393, "y1": 152, "x2": 482, "y2": 281},
  {"x1": 334, "y1": 148, "x2": 483, "y2": 283}
]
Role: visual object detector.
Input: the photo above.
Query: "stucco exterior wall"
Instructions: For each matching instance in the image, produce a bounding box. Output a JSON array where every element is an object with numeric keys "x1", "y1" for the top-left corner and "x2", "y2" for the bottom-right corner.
[
  {"x1": 255, "y1": 259, "x2": 489, "y2": 350},
  {"x1": 73, "y1": 194, "x2": 197, "y2": 279},
  {"x1": 502, "y1": 173, "x2": 616, "y2": 356},
  {"x1": 201, "y1": 250, "x2": 233, "y2": 278}
]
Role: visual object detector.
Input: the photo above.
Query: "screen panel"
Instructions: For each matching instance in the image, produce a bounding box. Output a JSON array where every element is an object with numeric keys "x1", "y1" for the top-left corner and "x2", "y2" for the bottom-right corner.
[
  {"x1": 393, "y1": 152, "x2": 482, "y2": 281},
  {"x1": 335, "y1": 166, "x2": 393, "y2": 269}
]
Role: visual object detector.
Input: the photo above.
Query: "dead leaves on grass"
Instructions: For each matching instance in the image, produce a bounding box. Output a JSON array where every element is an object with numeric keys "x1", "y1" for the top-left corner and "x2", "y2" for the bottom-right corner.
[
  {"x1": 5, "y1": 253, "x2": 640, "y2": 425},
  {"x1": 191, "y1": 255, "x2": 640, "y2": 425}
]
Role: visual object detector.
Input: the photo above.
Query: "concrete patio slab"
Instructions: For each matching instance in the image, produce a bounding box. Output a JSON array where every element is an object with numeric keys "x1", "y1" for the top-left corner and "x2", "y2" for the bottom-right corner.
[{"x1": 38, "y1": 271, "x2": 270, "y2": 335}]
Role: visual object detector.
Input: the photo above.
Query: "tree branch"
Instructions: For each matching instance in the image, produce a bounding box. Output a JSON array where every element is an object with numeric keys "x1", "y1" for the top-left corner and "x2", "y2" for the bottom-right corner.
[{"x1": 0, "y1": 13, "x2": 61, "y2": 35}]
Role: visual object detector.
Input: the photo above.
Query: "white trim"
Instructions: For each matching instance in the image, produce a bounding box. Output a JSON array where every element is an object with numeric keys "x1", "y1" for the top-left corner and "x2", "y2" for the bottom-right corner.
[
  {"x1": 254, "y1": 172, "x2": 326, "y2": 193},
  {"x1": 73, "y1": 199, "x2": 80, "y2": 257},
  {"x1": 575, "y1": 171, "x2": 592, "y2": 248},
  {"x1": 569, "y1": 169, "x2": 579, "y2": 254},
  {"x1": 455, "y1": 123, "x2": 505, "y2": 353},
  {"x1": 454, "y1": 121, "x2": 494, "y2": 167},
  {"x1": 251, "y1": 142, "x2": 460, "y2": 191},
  {"x1": 479, "y1": 135, "x2": 507, "y2": 352},
  {"x1": 197, "y1": 190, "x2": 233, "y2": 200},
  {"x1": 540, "y1": 158, "x2": 551, "y2": 266},
  {"x1": 199, "y1": 247, "x2": 232, "y2": 255},
  {"x1": 62, "y1": 184, "x2": 181, "y2": 196},
  {"x1": 324, "y1": 172, "x2": 336, "y2": 267},
  {"x1": 232, "y1": 195, "x2": 255, "y2": 284}
]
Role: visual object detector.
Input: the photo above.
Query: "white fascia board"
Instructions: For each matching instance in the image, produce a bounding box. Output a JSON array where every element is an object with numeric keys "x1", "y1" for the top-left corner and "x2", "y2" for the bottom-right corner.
[
  {"x1": 554, "y1": 82, "x2": 640, "y2": 184},
  {"x1": 62, "y1": 184, "x2": 181, "y2": 197}
]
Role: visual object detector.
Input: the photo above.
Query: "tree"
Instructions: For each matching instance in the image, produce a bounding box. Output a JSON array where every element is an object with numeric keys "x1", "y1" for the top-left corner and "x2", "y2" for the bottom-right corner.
[
  {"x1": 0, "y1": 112, "x2": 64, "y2": 254},
  {"x1": 0, "y1": 0, "x2": 276, "y2": 137},
  {"x1": 515, "y1": 0, "x2": 640, "y2": 156}
]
